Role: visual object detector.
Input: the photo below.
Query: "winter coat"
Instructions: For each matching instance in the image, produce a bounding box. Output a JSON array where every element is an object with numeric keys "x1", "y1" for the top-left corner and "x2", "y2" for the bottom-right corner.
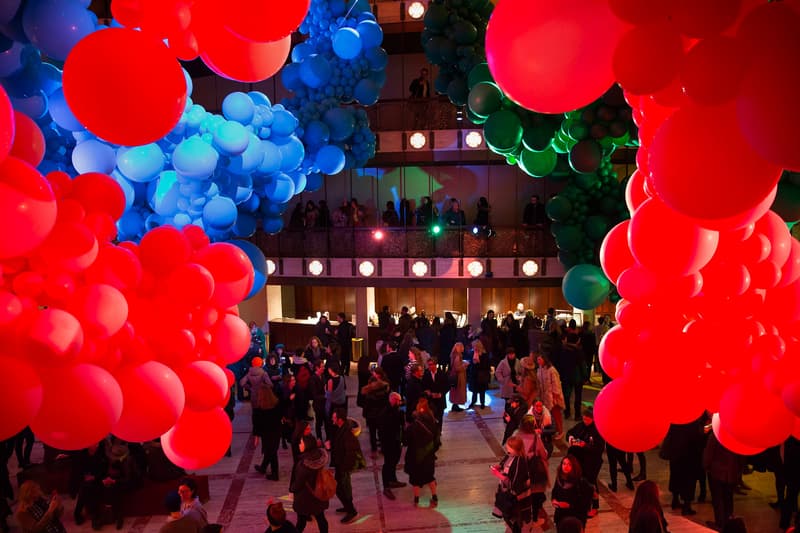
[
  {"x1": 361, "y1": 378, "x2": 389, "y2": 421},
  {"x1": 404, "y1": 411, "x2": 438, "y2": 486},
  {"x1": 331, "y1": 420, "x2": 362, "y2": 474},
  {"x1": 552, "y1": 476, "x2": 593, "y2": 526},
  {"x1": 448, "y1": 353, "x2": 467, "y2": 405},
  {"x1": 567, "y1": 422, "x2": 605, "y2": 481},
  {"x1": 703, "y1": 432, "x2": 744, "y2": 484},
  {"x1": 468, "y1": 352, "x2": 491, "y2": 393},
  {"x1": 290, "y1": 448, "x2": 331, "y2": 516},
  {"x1": 537, "y1": 366, "x2": 565, "y2": 410},
  {"x1": 495, "y1": 357, "x2": 523, "y2": 399}
]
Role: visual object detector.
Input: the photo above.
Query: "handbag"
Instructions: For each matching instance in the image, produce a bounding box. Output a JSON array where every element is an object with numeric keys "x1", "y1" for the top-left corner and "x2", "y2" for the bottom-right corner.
[{"x1": 494, "y1": 487, "x2": 516, "y2": 517}]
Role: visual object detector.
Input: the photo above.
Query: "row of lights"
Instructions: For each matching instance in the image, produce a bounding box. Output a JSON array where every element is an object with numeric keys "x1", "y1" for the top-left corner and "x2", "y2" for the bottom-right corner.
[
  {"x1": 297, "y1": 259, "x2": 540, "y2": 278},
  {"x1": 408, "y1": 130, "x2": 484, "y2": 150}
]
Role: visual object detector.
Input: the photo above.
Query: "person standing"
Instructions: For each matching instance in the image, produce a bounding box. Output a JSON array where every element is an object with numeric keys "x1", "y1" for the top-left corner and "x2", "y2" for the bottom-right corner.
[
  {"x1": 404, "y1": 398, "x2": 439, "y2": 507},
  {"x1": 703, "y1": 431, "x2": 744, "y2": 531},
  {"x1": 405, "y1": 362, "x2": 425, "y2": 423},
  {"x1": 422, "y1": 358, "x2": 449, "y2": 436},
  {"x1": 379, "y1": 393, "x2": 407, "y2": 501},
  {"x1": 409, "y1": 67, "x2": 430, "y2": 129},
  {"x1": 291, "y1": 436, "x2": 331, "y2": 533},
  {"x1": 468, "y1": 340, "x2": 491, "y2": 410},
  {"x1": 664, "y1": 414, "x2": 707, "y2": 516},
  {"x1": 448, "y1": 342, "x2": 468, "y2": 412},
  {"x1": 159, "y1": 490, "x2": 203, "y2": 533},
  {"x1": 566, "y1": 409, "x2": 605, "y2": 518},
  {"x1": 16, "y1": 481, "x2": 67, "y2": 533},
  {"x1": 780, "y1": 436, "x2": 800, "y2": 532},
  {"x1": 328, "y1": 409, "x2": 361, "y2": 524},
  {"x1": 536, "y1": 354, "x2": 566, "y2": 439},
  {"x1": 336, "y1": 312, "x2": 355, "y2": 376},
  {"x1": 495, "y1": 348, "x2": 523, "y2": 410},
  {"x1": 551, "y1": 456, "x2": 593, "y2": 528}
]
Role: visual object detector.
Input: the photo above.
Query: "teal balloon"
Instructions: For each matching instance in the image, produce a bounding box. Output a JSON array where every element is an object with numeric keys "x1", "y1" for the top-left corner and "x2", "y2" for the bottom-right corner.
[
  {"x1": 468, "y1": 82, "x2": 502, "y2": 118},
  {"x1": 584, "y1": 215, "x2": 610, "y2": 242},
  {"x1": 467, "y1": 63, "x2": 493, "y2": 90},
  {"x1": 213, "y1": 121, "x2": 249, "y2": 156},
  {"x1": 569, "y1": 139, "x2": 603, "y2": 174},
  {"x1": 518, "y1": 146, "x2": 557, "y2": 178},
  {"x1": 562, "y1": 264, "x2": 610, "y2": 310},
  {"x1": 446, "y1": 78, "x2": 468, "y2": 106},
  {"x1": 484, "y1": 109, "x2": 522, "y2": 153},
  {"x1": 553, "y1": 224, "x2": 583, "y2": 252},
  {"x1": 545, "y1": 195, "x2": 572, "y2": 222},
  {"x1": 116, "y1": 143, "x2": 165, "y2": 183},
  {"x1": 452, "y1": 20, "x2": 478, "y2": 44},
  {"x1": 424, "y1": 4, "x2": 449, "y2": 30}
]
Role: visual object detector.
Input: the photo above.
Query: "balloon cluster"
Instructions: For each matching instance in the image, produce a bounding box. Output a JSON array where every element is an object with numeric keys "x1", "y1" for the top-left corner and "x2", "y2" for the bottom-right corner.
[
  {"x1": 485, "y1": 0, "x2": 800, "y2": 452},
  {"x1": 0, "y1": 87, "x2": 253, "y2": 468},
  {"x1": 280, "y1": 0, "x2": 386, "y2": 173},
  {"x1": 421, "y1": 0, "x2": 493, "y2": 106}
]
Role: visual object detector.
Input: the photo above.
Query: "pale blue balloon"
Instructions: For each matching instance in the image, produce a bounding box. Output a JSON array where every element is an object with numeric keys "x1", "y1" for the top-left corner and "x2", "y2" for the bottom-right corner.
[
  {"x1": 116, "y1": 143, "x2": 165, "y2": 183},
  {"x1": 203, "y1": 196, "x2": 237, "y2": 230},
  {"x1": 49, "y1": 87, "x2": 84, "y2": 131},
  {"x1": 262, "y1": 172, "x2": 295, "y2": 203},
  {"x1": 316, "y1": 144, "x2": 346, "y2": 175},
  {"x1": 227, "y1": 134, "x2": 262, "y2": 175},
  {"x1": 72, "y1": 139, "x2": 116, "y2": 174},
  {"x1": 148, "y1": 171, "x2": 181, "y2": 216},
  {"x1": 213, "y1": 120, "x2": 249, "y2": 156},
  {"x1": 290, "y1": 171, "x2": 307, "y2": 195},
  {"x1": 277, "y1": 136, "x2": 304, "y2": 173},
  {"x1": 111, "y1": 170, "x2": 135, "y2": 210},
  {"x1": 173, "y1": 213, "x2": 192, "y2": 228},
  {"x1": 172, "y1": 136, "x2": 218, "y2": 179},
  {"x1": 332, "y1": 27, "x2": 363, "y2": 60},
  {"x1": 258, "y1": 140, "x2": 282, "y2": 174},
  {"x1": 222, "y1": 91, "x2": 254, "y2": 125}
]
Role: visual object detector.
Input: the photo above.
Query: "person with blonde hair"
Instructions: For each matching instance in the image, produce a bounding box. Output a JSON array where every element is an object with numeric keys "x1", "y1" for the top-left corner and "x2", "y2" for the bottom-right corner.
[
  {"x1": 16, "y1": 481, "x2": 66, "y2": 533},
  {"x1": 468, "y1": 339, "x2": 491, "y2": 410},
  {"x1": 536, "y1": 353, "x2": 566, "y2": 439},
  {"x1": 448, "y1": 342, "x2": 468, "y2": 412}
]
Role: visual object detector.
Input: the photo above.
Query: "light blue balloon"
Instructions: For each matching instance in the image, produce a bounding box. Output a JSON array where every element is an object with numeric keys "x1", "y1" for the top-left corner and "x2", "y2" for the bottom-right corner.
[
  {"x1": 10, "y1": 91, "x2": 47, "y2": 119},
  {"x1": 356, "y1": 20, "x2": 382, "y2": 48},
  {"x1": 280, "y1": 62, "x2": 303, "y2": 91},
  {"x1": 227, "y1": 134, "x2": 262, "y2": 175},
  {"x1": 354, "y1": 78, "x2": 379, "y2": 105},
  {"x1": 116, "y1": 143, "x2": 165, "y2": 183},
  {"x1": 222, "y1": 91, "x2": 255, "y2": 125},
  {"x1": 271, "y1": 109, "x2": 298, "y2": 137},
  {"x1": 117, "y1": 210, "x2": 144, "y2": 240},
  {"x1": 72, "y1": 139, "x2": 116, "y2": 174},
  {"x1": 277, "y1": 136, "x2": 304, "y2": 173},
  {"x1": 49, "y1": 87, "x2": 84, "y2": 131},
  {"x1": 332, "y1": 27, "x2": 362, "y2": 60},
  {"x1": 262, "y1": 172, "x2": 295, "y2": 203},
  {"x1": 172, "y1": 136, "x2": 219, "y2": 179},
  {"x1": 172, "y1": 213, "x2": 192, "y2": 228},
  {"x1": 291, "y1": 42, "x2": 315, "y2": 63},
  {"x1": 304, "y1": 120, "x2": 330, "y2": 147},
  {"x1": 263, "y1": 216, "x2": 284, "y2": 235},
  {"x1": 305, "y1": 172, "x2": 324, "y2": 192},
  {"x1": 316, "y1": 144, "x2": 346, "y2": 175},
  {"x1": 290, "y1": 171, "x2": 307, "y2": 195},
  {"x1": 203, "y1": 196, "x2": 237, "y2": 230},
  {"x1": 148, "y1": 171, "x2": 181, "y2": 216},
  {"x1": 213, "y1": 120, "x2": 249, "y2": 156},
  {"x1": 111, "y1": 170, "x2": 135, "y2": 210},
  {"x1": 22, "y1": 0, "x2": 95, "y2": 61},
  {"x1": 229, "y1": 239, "x2": 266, "y2": 298},
  {"x1": 323, "y1": 107, "x2": 355, "y2": 142},
  {"x1": 299, "y1": 54, "x2": 332, "y2": 88},
  {"x1": 258, "y1": 140, "x2": 282, "y2": 174},
  {"x1": 37, "y1": 62, "x2": 61, "y2": 95},
  {"x1": 247, "y1": 91, "x2": 271, "y2": 107}
]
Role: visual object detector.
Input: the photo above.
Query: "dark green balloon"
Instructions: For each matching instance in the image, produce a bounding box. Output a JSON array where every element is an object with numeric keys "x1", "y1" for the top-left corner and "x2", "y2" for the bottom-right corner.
[
  {"x1": 424, "y1": 4, "x2": 450, "y2": 31},
  {"x1": 584, "y1": 215, "x2": 609, "y2": 242},
  {"x1": 466, "y1": 107, "x2": 486, "y2": 125},
  {"x1": 453, "y1": 20, "x2": 478, "y2": 44},
  {"x1": 562, "y1": 264, "x2": 610, "y2": 310},
  {"x1": 553, "y1": 224, "x2": 583, "y2": 252},
  {"x1": 568, "y1": 139, "x2": 602, "y2": 174},
  {"x1": 558, "y1": 250, "x2": 580, "y2": 269},
  {"x1": 573, "y1": 172, "x2": 598, "y2": 190},
  {"x1": 773, "y1": 180, "x2": 800, "y2": 223},
  {"x1": 467, "y1": 63, "x2": 493, "y2": 90},
  {"x1": 434, "y1": 72, "x2": 452, "y2": 94},
  {"x1": 439, "y1": 39, "x2": 457, "y2": 62},
  {"x1": 550, "y1": 157, "x2": 572, "y2": 180},
  {"x1": 519, "y1": 146, "x2": 557, "y2": 178},
  {"x1": 523, "y1": 125, "x2": 555, "y2": 152},
  {"x1": 468, "y1": 82, "x2": 503, "y2": 118},
  {"x1": 546, "y1": 195, "x2": 573, "y2": 223},
  {"x1": 484, "y1": 109, "x2": 522, "y2": 153},
  {"x1": 447, "y1": 78, "x2": 469, "y2": 106},
  {"x1": 568, "y1": 121, "x2": 590, "y2": 141}
]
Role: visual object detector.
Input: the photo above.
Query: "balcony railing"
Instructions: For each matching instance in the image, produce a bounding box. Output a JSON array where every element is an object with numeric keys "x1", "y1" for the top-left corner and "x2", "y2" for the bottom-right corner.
[{"x1": 252, "y1": 226, "x2": 557, "y2": 259}]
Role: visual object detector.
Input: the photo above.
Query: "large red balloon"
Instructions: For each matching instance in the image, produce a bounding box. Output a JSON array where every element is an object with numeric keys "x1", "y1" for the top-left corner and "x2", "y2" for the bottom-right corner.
[
  {"x1": 719, "y1": 382, "x2": 794, "y2": 449},
  {"x1": 179, "y1": 361, "x2": 228, "y2": 411},
  {"x1": 711, "y1": 413, "x2": 764, "y2": 456},
  {"x1": 0, "y1": 356, "x2": 43, "y2": 440},
  {"x1": 25, "y1": 308, "x2": 84, "y2": 364},
  {"x1": 223, "y1": 0, "x2": 310, "y2": 43},
  {"x1": 9, "y1": 111, "x2": 45, "y2": 167},
  {"x1": 680, "y1": 36, "x2": 749, "y2": 106},
  {"x1": 0, "y1": 157, "x2": 57, "y2": 259},
  {"x1": 68, "y1": 172, "x2": 127, "y2": 220},
  {"x1": 161, "y1": 406, "x2": 232, "y2": 470},
  {"x1": 62, "y1": 28, "x2": 187, "y2": 146},
  {"x1": 669, "y1": 0, "x2": 742, "y2": 38},
  {"x1": 112, "y1": 361, "x2": 185, "y2": 442},
  {"x1": 33, "y1": 221, "x2": 99, "y2": 274},
  {"x1": 31, "y1": 364, "x2": 123, "y2": 450},
  {"x1": 193, "y1": 243, "x2": 253, "y2": 308},
  {"x1": 139, "y1": 225, "x2": 192, "y2": 275},
  {"x1": 486, "y1": 0, "x2": 627, "y2": 113},
  {"x1": 165, "y1": 263, "x2": 215, "y2": 308},
  {"x1": 600, "y1": 220, "x2": 634, "y2": 285},
  {"x1": 624, "y1": 169, "x2": 649, "y2": 214},
  {"x1": 612, "y1": 22, "x2": 683, "y2": 96},
  {"x1": 210, "y1": 313, "x2": 250, "y2": 364},
  {"x1": 84, "y1": 244, "x2": 143, "y2": 291},
  {"x1": 594, "y1": 378, "x2": 670, "y2": 452},
  {"x1": 649, "y1": 103, "x2": 782, "y2": 221},
  {"x1": 0, "y1": 85, "x2": 14, "y2": 162},
  {"x1": 608, "y1": 0, "x2": 668, "y2": 25},
  {"x1": 70, "y1": 284, "x2": 129, "y2": 339},
  {"x1": 628, "y1": 198, "x2": 718, "y2": 276}
]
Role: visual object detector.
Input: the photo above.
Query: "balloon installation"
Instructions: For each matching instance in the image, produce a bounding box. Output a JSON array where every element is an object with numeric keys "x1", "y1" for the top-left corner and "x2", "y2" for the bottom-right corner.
[{"x1": 0, "y1": 88, "x2": 253, "y2": 466}]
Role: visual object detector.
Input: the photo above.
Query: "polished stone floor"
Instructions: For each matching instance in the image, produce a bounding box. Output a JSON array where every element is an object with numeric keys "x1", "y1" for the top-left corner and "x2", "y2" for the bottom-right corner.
[{"x1": 3, "y1": 374, "x2": 789, "y2": 532}]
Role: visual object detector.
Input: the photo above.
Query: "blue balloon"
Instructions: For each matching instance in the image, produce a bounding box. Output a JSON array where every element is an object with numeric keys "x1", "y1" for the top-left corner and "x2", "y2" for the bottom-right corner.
[
  {"x1": 229, "y1": 240, "x2": 267, "y2": 299},
  {"x1": 22, "y1": 0, "x2": 95, "y2": 61},
  {"x1": 117, "y1": 210, "x2": 144, "y2": 240},
  {"x1": 322, "y1": 107, "x2": 355, "y2": 141},
  {"x1": 172, "y1": 136, "x2": 219, "y2": 179},
  {"x1": 280, "y1": 62, "x2": 303, "y2": 91},
  {"x1": 10, "y1": 91, "x2": 46, "y2": 119},
  {"x1": 203, "y1": 196, "x2": 237, "y2": 230},
  {"x1": 291, "y1": 41, "x2": 315, "y2": 63},
  {"x1": 72, "y1": 139, "x2": 116, "y2": 174},
  {"x1": 37, "y1": 62, "x2": 61, "y2": 95},
  {"x1": 290, "y1": 171, "x2": 307, "y2": 194},
  {"x1": 304, "y1": 120, "x2": 330, "y2": 148},
  {"x1": 332, "y1": 27, "x2": 362, "y2": 60},
  {"x1": 305, "y1": 172, "x2": 324, "y2": 192},
  {"x1": 0, "y1": 0, "x2": 21, "y2": 25},
  {"x1": 258, "y1": 140, "x2": 282, "y2": 174},
  {"x1": 271, "y1": 109, "x2": 299, "y2": 137},
  {"x1": 261, "y1": 200, "x2": 289, "y2": 217},
  {"x1": 277, "y1": 136, "x2": 304, "y2": 173},
  {"x1": 316, "y1": 144, "x2": 345, "y2": 175},
  {"x1": 116, "y1": 143, "x2": 165, "y2": 183},
  {"x1": 222, "y1": 91, "x2": 255, "y2": 125},
  {"x1": 262, "y1": 172, "x2": 295, "y2": 203},
  {"x1": 148, "y1": 171, "x2": 181, "y2": 216},
  {"x1": 48, "y1": 87, "x2": 83, "y2": 131},
  {"x1": 356, "y1": 20, "x2": 382, "y2": 48},
  {"x1": 364, "y1": 46, "x2": 388, "y2": 71},
  {"x1": 353, "y1": 78, "x2": 379, "y2": 105},
  {"x1": 232, "y1": 212, "x2": 257, "y2": 238},
  {"x1": 0, "y1": 40, "x2": 25, "y2": 77},
  {"x1": 227, "y1": 134, "x2": 262, "y2": 175},
  {"x1": 368, "y1": 68, "x2": 387, "y2": 87},
  {"x1": 213, "y1": 120, "x2": 249, "y2": 156},
  {"x1": 248, "y1": 91, "x2": 271, "y2": 107},
  {"x1": 111, "y1": 170, "x2": 136, "y2": 210},
  {"x1": 299, "y1": 54, "x2": 332, "y2": 88},
  {"x1": 262, "y1": 216, "x2": 284, "y2": 235}
]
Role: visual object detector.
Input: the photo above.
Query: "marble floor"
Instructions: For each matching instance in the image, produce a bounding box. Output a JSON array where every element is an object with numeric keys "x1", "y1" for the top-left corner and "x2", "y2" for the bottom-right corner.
[{"x1": 3, "y1": 374, "x2": 790, "y2": 533}]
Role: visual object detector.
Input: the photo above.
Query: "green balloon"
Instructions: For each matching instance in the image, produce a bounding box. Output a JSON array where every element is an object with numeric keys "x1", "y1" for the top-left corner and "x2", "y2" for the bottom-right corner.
[
  {"x1": 550, "y1": 157, "x2": 572, "y2": 180},
  {"x1": 584, "y1": 215, "x2": 610, "y2": 242},
  {"x1": 611, "y1": 130, "x2": 630, "y2": 146},
  {"x1": 447, "y1": 78, "x2": 469, "y2": 106},
  {"x1": 558, "y1": 250, "x2": 580, "y2": 269},
  {"x1": 519, "y1": 146, "x2": 557, "y2": 178},
  {"x1": 522, "y1": 124, "x2": 556, "y2": 151},
  {"x1": 467, "y1": 107, "x2": 486, "y2": 125},
  {"x1": 562, "y1": 264, "x2": 610, "y2": 310},
  {"x1": 468, "y1": 82, "x2": 503, "y2": 118},
  {"x1": 551, "y1": 135, "x2": 569, "y2": 154},
  {"x1": 434, "y1": 72, "x2": 452, "y2": 94},
  {"x1": 568, "y1": 121, "x2": 590, "y2": 141},
  {"x1": 453, "y1": 20, "x2": 478, "y2": 44},
  {"x1": 568, "y1": 139, "x2": 602, "y2": 174},
  {"x1": 424, "y1": 4, "x2": 449, "y2": 31},
  {"x1": 573, "y1": 172, "x2": 598, "y2": 190},
  {"x1": 467, "y1": 63, "x2": 493, "y2": 90},
  {"x1": 553, "y1": 224, "x2": 583, "y2": 252},
  {"x1": 546, "y1": 195, "x2": 573, "y2": 223},
  {"x1": 484, "y1": 109, "x2": 522, "y2": 153}
]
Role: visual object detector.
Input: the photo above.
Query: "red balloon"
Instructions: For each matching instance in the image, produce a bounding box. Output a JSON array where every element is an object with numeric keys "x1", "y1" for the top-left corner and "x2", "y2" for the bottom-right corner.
[
  {"x1": 628, "y1": 198, "x2": 718, "y2": 276},
  {"x1": 0, "y1": 157, "x2": 57, "y2": 259},
  {"x1": 736, "y1": 3, "x2": 800, "y2": 171},
  {"x1": 597, "y1": 326, "x2": 636, "y2": 379},
  {"x1": 700, "y1": 260, "x2": 750, "y2": 300},
  {"x1": 594, "y1": 378, "x2": 670, "y2": 452},
  {"x1": 785, "y1": 382, "x2": 800, "y2": 417},
  {"x1": 84, "y1": 244, "x2": 143, "y2": 291},
  {"x1": 711, "y1": 413, "x2": 764, "y2": 455},
  {"x1": 45, "y1": 171, "x2": 72, "y2": 200},
  {"x1": 223, "y1": 367, "x2": 234, "y2": 388},
  {"x1": 70, "y1": 284, "x2": 129, "y2": 339},
  {"x1": 608, "y1": 0, "x2": 668, "y2": 25},
  {"x1": 600, "y1": 220, "x2": 634, "y2": 285},
  {"x1": 182, "y1": 224, "x2": 210, "y2": 250},
  {"x1": 31, "y1": 364, "x2": 123, "y2": 450},
  {"x1": 635, "y1": 98, "x2": 676, "y2": 147},
  {"x1": 486, "y1": 0, "x2": 628, "y2": 113},
  {"x1": 193, "y1": 243, "x2": 253, "y2": 308},
  {"x1": 0, "y1": 291, "x2": 23, "y2": 326},
  {"x1": 11, "y1": 271, "x2": 44, "y2": 299},
  {"x1": 223, "y1": 0, "x2": 310, "y2": 43},
  {"x1": 649, "y1": 103, "x2": 782, "y2": 221},
  {"x1": 25, "y1": 308, "x2": 84, "y2": 364},
  {"x1": 161, "y1": 406, "x2": 232, "y2": 469},
  {"x1": 692, "y1": 185, "x2": 777, "y2": 232},
  {"x1": 755, "y1": 211, "x2": 792, "y2": 268},
  {"x1": 720, "y1": 382, "x2": 794, "y2": 449},
  {"x1": 68, "y1": 172, "x2": 127, "y2": 220},
  {"x1": 112, "y1": 361, "x2": 185, "y2": 442},
  {"x1": 612, "y1": 22, "x2": 683, "y2": 95},
  {"x1": 139, "y1": 225, "x2": 192, "y2": 275},
  {"x1": 0, "y1": 85, "x2": 13, "y2": 162},
  {"x1": 669, "y1": 0, "x2": 742, "y2": 38},
  {"x1": 165, "y1": 263, "x2": 215, "y2": 307},
  {"x1": 0, "y1": 356, "x2": 43, "y2": 440},
  {"x1": 9, "y1": 111, "x2": 45, "y2": 167},
  {"x1": 180, "y1": 361, "x2": 228, "y2": 411},
  {"x1": 62, "y1": 28, "x2": 187, "y2": 146},
  {"x1": 681, "y1": 36, "x2": 749, "y2": 106},
  {"x1": 778, "y1": 239, "x2": 800, "y2": 288},
  {"x1": 34, "y1": 221, "x2": 99, "y2": 274},
  {"x1": 624, "y1": 169, "x2": 649, "y2": 214},
  {"x1": 210, "y1": 313, "x2": 250, "y2": 364},
  {"x1": 111, "y1": 0, "x2": 143, "y2": 28}
]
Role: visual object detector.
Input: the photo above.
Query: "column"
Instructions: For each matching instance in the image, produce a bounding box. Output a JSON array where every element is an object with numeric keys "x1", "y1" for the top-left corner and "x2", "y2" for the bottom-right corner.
[{"x1": 467, "y1": 286, "x2": 482, "y2": 329}]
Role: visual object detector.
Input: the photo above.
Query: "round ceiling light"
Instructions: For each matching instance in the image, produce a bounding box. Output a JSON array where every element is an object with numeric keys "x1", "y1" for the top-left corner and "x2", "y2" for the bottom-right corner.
[
  {"x1": 411, "y1": 261, "x2": 428, "y2": 277},
  {"x1": 467, "y1": 260, "x2": 484, "y2": 277},
  {"x1": 308, "y1": 260, "x2": 324, "y2": 276},
  {"x1": 521, "y1": 260, "x2": 539, "y2": 277},
  {"x1": 409, "y1": 131, "x2": 427, "y2": 149},
  {"x1": 408, "y1": 1, "x2": 425, "y2": 19},
  {"x1": 465, "y1": 130, "x2": 483, "y2": 148},
  {"x1": 266, "y1": 259, "x2": 276, "y2": 275},
  {"x1": 358, "y1": 260, "x2": 375, "y2": 277}
]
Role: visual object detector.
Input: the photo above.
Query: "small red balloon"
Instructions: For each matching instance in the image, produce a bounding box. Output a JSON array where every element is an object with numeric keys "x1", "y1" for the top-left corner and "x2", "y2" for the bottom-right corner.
[
  {"x1": 0, "y1": 356, "x2": 43, "y2": 441},
  {"x1": 613, "y1": 22, "x2": 683, "y2": 96},
  {"x1": 161, "y1": 406, "x2": 232, "y2": 470},
  {"x1": 9, "y1": 111, "x2": 45, "y2": 167},
  {"x1": 0, "y1": 157, "x2": 57, "y2": 259},
  {"x1": 68, "y1": 172, "x2": 127, "y2": 220}
]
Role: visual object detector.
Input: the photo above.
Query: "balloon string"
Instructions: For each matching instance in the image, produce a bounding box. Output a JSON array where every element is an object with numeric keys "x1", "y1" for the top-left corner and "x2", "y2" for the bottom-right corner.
[{"x1": 344, "y1": 0, "x2": 358, "y2": 20}]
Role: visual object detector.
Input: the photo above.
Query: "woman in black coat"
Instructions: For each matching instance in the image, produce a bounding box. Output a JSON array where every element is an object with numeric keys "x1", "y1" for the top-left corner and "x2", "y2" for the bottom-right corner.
[
  {"x1": 290, "y1": 436, "x2": 330, "y2": 533},
  {"x1": 404, "y1": 398, "x2": 440, "y2": 507},
  {"x1": 566, "y1": 409, "x2": 605, "y2": 517},
  {"x1": 551, "y1": 454, "x2": 593, "y2": 527},
  {"x1": 491, "y1": 435, "x2": 533, "y2": 533},
  {"x1": 468, "y1": 340, "x2": 491, "y2": 409}
]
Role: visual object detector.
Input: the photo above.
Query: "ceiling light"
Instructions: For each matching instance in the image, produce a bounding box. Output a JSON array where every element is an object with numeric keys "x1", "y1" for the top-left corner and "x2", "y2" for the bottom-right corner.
[
  {"x1": 411, "y1": 261, "x2": 428, "y2": 277},
  {"x1": 522, "y1": 260, "x2": 539, "y2": 277},
  {"x1": 465, "y1": 130, "x2": 483, "y2": 148},
  {"x1": 358, "y1": 260, "x2": 375, "y2": 277},
  {"x1": 467, "y1": 260, "x2": 484, "y2": 277},
  {"x1": 409, "y1": 131, "x2": 427, "y2": 149},
  {"x1": 408, "y1": 1, "x2": 425, "y2": 19},
  {"x1": 308, "y1": 260, "x2": 324, "y2": 276},
  {"x1": 266, "y1": 259, "x2": 276, "y2": 275}
]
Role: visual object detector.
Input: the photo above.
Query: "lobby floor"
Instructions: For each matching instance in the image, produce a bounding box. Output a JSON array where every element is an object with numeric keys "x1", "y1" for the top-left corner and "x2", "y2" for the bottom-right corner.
[{"x1": 3, "y1": 374, "x2": 789, "y2": 532}]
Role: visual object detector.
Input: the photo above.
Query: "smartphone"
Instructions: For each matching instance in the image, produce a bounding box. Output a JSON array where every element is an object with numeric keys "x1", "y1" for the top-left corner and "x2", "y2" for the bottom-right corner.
[{"x1": 369, "y1": 362, "x2": 378, "y2": 371}]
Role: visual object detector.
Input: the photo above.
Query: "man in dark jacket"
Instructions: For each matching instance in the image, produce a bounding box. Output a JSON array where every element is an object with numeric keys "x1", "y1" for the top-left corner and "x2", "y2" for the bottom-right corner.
[
  {"x1": 328, "y1": 408, "x2": 362, "y2": 524},
  {"x1": 780, "y1": 436, "x2": 800, "y2": 531},
  {"x1": 559, "y1": 333, "x2": 583, "y2": 420},
  {"x1": 336, "y1": 312, "x2": 355, "y2": 376},
  {"x1": 422, "y1": 358, "x2": 449, "y2": 435},
  {"x1": 379, "y1": 393, "x2": 407, "y2": 500},
  {"x1": 397, "y1": 306, "x2": 414, "y2": 336},
  {"x1": 703, "y1": 431, "x2": 745, "y2": 531},
  {"x1": 405, "y1": 363, "x2": 425, "y2": 424},
  {"x1": 380, "y1": 342, "x2": 406, "y2": 393}
]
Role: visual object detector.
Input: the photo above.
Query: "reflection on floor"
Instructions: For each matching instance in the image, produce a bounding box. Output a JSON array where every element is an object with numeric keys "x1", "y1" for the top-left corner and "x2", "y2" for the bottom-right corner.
[{"x1": 3, "y1": 375, "x2": 789, "y2": 532}]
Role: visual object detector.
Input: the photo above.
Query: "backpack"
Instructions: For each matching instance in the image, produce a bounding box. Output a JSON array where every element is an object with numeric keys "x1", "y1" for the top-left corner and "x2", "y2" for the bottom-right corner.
[{"x1": 311, "y1": 468, "x2": 337, "y2": 501}]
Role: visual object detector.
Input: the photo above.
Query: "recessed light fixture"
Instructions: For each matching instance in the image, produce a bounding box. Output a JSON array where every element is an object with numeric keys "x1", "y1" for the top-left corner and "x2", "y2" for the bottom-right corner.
[
  {"x1": 266, "y1": 259, "x2": 276, "y2": 275},
  {"x1": 308, "y1": 260, "x2": 324, "y2": 276},
  {"x1": 467, "y1": 260, "x2": 484, "y2": 277},
  {"x1": 408, "y1": 1, "x2": 425, "y2": 19},
  {"x1": 465, "y1": 130, "x2": 483, "y2": 148},
  {"x1": 358, "y1": 260, "x2": 375, "y2": 277},
  {"x1": 522, "y1": 260, "x2": 539, "y2": 277},
  {"x1": 409, "y1": 131, "x2": 427, "y2": 149},
  {"x1": 411, "y1": 261, "x2": 428, "y2": 277}
]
